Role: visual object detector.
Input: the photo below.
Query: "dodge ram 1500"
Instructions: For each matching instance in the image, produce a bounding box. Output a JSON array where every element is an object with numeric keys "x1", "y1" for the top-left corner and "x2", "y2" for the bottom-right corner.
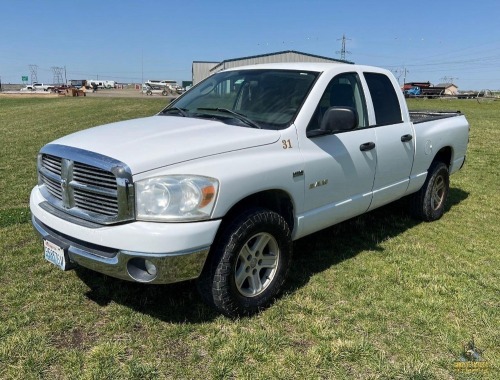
[{"x1": 30, "y1": 63, "x2": 469, "y2": 316}]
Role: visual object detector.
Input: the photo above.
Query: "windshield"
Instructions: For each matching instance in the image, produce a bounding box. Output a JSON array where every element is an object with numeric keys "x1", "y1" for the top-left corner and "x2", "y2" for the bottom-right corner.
[{"x1": 161, "y1": 69, "x2": 319, "y2": 130}]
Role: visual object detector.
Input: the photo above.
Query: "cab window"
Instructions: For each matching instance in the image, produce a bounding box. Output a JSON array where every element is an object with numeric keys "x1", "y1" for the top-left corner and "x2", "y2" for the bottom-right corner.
[
  {"x1": 364, "y1": 72, "x2": 402, "y2": 126},
  {"x1": 307, "y1": 72, "x2": 368, "y2": 133}
]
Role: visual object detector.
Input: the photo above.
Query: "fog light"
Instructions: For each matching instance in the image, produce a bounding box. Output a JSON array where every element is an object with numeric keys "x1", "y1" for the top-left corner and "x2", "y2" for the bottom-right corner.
[
  {"x1": 145, "y1": 260, "x2": 157, "y2": 276},
  {"x1": 127, "y1": 258, "x2": 158, "y2": 282}
]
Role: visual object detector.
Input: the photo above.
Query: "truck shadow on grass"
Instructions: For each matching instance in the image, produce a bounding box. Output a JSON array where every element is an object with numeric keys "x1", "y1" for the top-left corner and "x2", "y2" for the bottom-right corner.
[
  {"x1": 289, "y1": 187, "x2": 469, "y2": 291},
  {"x1": 75, "y1": 187, "x2": 468, "y2": 323}
]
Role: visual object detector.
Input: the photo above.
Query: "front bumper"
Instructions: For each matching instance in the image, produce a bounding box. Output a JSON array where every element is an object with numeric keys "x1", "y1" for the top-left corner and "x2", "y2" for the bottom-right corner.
[{"x1": 30, "y1": 187, "x2": 221, "y2": 284}]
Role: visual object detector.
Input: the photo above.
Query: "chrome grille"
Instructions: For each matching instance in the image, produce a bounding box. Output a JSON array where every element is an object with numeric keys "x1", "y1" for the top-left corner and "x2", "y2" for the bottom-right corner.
[
  {"x1": 73, "y1": 162, "x2": 117, "y2": 189},
  {"x1": 37, "y1": 144, "x2": 134, "y2": 225},
  {"x1": 40, "y1": 171, "x2": 63, "y2": 201},
  {"x1": 42, "y1": 154, "x2": 62, "y2": 176},
  {"x1": 74, "y1": 188, "x2": 118, "y2": 216},
  {"x1": 73, "y1": 162, "x2": 119, "y2": 216}
]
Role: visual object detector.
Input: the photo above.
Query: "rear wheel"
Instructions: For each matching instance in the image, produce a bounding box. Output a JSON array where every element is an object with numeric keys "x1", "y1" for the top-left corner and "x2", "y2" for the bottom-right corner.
[
  {"x1": 410, "y1": 161, "x2": 450, "y2": 221},
  {"x1": 197, "y1": 208, "x2": 292, "y2": 317}
]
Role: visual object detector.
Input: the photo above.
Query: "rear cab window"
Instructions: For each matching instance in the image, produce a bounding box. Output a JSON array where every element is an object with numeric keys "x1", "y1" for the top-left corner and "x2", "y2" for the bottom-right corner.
[{"x1": 363, "y1": 72, "x2": 403, "y2": 126}]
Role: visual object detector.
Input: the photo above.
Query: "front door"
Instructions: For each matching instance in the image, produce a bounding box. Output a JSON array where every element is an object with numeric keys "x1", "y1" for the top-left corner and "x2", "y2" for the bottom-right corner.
[{"x1": 298, "y1": 72, "x2": 377, "y2": 237}]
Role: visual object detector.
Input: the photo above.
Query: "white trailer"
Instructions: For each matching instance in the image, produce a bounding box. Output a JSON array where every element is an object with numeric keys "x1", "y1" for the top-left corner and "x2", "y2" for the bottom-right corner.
[{"x1": 87, "y1": 80, "x2": 116, "y2": 89}]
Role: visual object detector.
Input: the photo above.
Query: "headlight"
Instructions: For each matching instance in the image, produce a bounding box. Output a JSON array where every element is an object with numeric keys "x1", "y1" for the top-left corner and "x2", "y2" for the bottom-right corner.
[{"x1": 136, "y1": 175, "x2": 219, "y2": 222}]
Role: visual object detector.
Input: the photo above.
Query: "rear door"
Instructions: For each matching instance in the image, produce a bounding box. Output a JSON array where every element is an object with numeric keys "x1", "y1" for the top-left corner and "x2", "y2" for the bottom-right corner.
[
  {"x1": 299, "y1": 72, "x2": 377, "y2": 236},
  {"x1": 362, "y1": 72, "x2": 415, "y2": 210}
]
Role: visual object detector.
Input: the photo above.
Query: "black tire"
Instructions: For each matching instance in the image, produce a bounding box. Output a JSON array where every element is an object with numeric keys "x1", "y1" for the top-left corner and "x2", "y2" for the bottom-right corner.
[
  {"x1": 409, "y1": 161, "x2": 450, "y2": 221},
  {"x1": 197, "y1": 208, "x2": 292, "y2": 317}
]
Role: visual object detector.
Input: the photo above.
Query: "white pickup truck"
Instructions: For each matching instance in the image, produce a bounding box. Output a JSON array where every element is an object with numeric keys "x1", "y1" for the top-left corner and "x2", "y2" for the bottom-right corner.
[
  {"x1": 23, "y1": 83, "x2": 54, "y2": 92},
  {"x1": 30, "y1": 63, "x2": 469, "y2": 316}
]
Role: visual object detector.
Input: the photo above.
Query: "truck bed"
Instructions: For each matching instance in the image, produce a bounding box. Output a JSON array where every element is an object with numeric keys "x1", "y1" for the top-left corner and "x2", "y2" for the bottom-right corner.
[{"x1": 409, "y1": 110, "x2": 462, "y2": 124}]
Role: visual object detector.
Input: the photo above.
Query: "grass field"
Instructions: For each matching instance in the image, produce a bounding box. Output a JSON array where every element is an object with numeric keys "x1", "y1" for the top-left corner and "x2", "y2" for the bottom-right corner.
[{"x1": 0, "y1": 96, "x2": 498, "y2": 379}]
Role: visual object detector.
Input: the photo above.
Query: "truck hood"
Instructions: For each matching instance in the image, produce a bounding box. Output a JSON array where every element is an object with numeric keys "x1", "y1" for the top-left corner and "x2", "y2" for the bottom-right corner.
[{"x1": 51, "y1": 116, "x2": 281, "y2": 174}]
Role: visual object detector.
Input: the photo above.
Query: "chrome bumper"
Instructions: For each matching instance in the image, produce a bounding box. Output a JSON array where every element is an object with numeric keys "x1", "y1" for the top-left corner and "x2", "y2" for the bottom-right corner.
[{"x1": 32, "y1": 215, "x2": 210, "y2": 284}]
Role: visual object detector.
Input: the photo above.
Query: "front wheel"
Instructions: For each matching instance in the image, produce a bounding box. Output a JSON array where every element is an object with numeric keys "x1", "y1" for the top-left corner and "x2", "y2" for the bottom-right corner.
[
  {"x1": 409, "y1": 161, "x2": 450, "y2": 221},
  {"x1": 197, "y1": 208, "x2": 292, "y2": 317}
]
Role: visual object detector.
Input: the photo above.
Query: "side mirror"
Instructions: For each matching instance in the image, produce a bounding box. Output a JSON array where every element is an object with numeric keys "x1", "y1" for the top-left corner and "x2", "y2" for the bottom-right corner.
[{"x1": 320, "y1": 107, "x2": 358, "y2": 133}]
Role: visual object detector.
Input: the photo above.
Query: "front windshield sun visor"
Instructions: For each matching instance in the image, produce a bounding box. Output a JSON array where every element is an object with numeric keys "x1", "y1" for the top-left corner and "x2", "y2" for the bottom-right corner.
[{"x1": 161, "y1": 69, "x2": 320, "y2": 130}]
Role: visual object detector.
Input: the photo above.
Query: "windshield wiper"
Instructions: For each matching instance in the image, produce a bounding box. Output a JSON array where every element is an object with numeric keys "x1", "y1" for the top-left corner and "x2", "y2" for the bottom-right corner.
[
  {"x1": 196, "y1": 107, "x2": 261, "y2": 129},
  {"x1": 161, "y1": 107, "x2": 189, "y2": 117}
]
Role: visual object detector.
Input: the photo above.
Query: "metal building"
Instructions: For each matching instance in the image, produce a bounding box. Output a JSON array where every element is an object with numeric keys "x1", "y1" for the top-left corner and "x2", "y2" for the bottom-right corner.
[
  {"x1": 192, "y1": 50, "x2": 351, "y2": 85},
  {"x1": 191, "y1": 61, "x2": 220, "y2": 86}
]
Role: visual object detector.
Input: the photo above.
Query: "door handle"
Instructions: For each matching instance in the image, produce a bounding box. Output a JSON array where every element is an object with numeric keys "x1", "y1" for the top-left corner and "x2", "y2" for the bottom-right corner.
[
  {"x1": 359, "y1": 142, "x2": 376, "y2": 151},
  {"x1": 401, "y1": 134, "x2": 413, "y2": 142}
]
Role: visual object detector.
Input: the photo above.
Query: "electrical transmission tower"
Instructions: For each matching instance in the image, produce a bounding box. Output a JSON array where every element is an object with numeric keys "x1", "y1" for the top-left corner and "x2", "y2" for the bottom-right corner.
[
  {"x1": 336, "y1": 34, "x2": 351, "y2": 61},
  {"x1": 440, "y1": 76, "x2": 458, "y2": 83},
  {"x1": 51, "y1": 66, "x2": 64, "y2": 85},
  {"x1": 29, "y1": 64, "x2": 38, "y2": 84}
]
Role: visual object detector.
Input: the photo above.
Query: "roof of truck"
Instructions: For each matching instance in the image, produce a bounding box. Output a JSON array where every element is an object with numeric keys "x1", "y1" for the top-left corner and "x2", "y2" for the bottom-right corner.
[{"x1": 220, "y1": 62, "x2": 390, "y2": 75}]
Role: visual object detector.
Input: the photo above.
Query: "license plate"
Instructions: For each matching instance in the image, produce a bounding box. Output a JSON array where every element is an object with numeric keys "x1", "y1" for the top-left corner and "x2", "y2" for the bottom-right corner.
[{"x1": 44, "y1": 239, "x2": 69, "y2": 270}]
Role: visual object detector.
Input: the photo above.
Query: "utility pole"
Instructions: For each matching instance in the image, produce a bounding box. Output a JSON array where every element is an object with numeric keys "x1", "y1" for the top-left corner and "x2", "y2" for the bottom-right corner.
[
  {"x1": 336, "y1": 34, "x2": 351, "y2": 61},
  {"x1": 403, "y1": 67, "x2": 409, "y2": 85},
  {"x1": 393, "y1": 67, "x2": 409, "y2": 86},
  {"x1": 391, "y1": 68, "x2": 403, "y2": 86}
]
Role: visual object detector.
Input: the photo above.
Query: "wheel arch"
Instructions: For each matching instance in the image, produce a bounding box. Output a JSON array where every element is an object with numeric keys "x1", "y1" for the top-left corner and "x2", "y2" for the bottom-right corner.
[
  {"x1": 204, "y1": 189, "x2": 294, "y2": 267},
  {"x1": 432, "y1": 146, "x2": 453, "y2": 168},
  {"x1": 218, "y1": 189, "x2": 295, "y2": 234}
]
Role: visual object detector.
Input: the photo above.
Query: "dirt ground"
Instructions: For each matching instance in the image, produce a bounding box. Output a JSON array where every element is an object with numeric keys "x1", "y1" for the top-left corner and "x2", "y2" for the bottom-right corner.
[
  {"x1": 86, "y1": 88, "x2": 178, "y2": 99},
  {"x1": 0, "y1": 88, "x2": 179, "y2": 100}
]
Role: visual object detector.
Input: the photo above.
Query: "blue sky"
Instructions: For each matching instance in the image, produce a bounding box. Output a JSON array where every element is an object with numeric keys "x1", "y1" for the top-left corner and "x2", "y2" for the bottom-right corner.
[{"x1": 1, "y1": 0, "x2": 499, "y2": 90}]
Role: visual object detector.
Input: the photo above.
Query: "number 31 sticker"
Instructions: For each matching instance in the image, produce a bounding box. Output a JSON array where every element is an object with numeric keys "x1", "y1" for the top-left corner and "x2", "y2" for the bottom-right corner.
[{"x1": 282, "y1": 139, "x2": 292, "y2": 149}]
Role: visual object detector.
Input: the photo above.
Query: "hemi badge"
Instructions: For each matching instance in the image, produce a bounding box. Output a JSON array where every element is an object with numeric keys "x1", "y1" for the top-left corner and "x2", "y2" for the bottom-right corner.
[{"x1": 293, "y1": 170, "x2": 304, "y2": 178}]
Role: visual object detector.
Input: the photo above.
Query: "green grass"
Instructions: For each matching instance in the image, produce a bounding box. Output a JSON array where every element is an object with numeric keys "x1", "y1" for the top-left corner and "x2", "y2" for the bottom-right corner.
[{"x1": 0, "y1": 96, "x2": 498, "y2": 379}]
